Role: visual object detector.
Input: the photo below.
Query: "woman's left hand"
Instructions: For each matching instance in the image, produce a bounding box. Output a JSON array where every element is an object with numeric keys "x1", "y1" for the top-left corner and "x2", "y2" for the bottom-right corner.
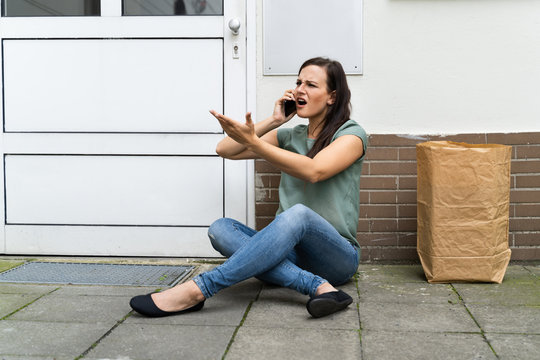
[{"x1": 210, "y1": 110, "x2": 257, "y2": 146}]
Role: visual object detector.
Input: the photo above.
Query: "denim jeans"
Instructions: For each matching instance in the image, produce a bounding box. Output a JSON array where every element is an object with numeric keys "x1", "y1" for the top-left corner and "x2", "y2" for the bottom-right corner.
[{"x1": 193, "y1": 204, "x2": 359, "y2": 299}]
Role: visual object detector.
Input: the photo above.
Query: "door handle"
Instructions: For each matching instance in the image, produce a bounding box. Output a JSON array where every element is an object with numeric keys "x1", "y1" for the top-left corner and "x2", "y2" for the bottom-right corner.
[{"x1": 228, "y1": 18, "x2": 241, "y2": 35}]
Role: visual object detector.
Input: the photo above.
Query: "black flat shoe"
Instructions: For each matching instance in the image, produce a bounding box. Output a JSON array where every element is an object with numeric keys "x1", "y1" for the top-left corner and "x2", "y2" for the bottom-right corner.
[
  {"x1": 306, "y1": 289, "x2": 353, "y2": 318},
  {"x1": 129, "y1": 293, "x2": 205, "y2": 318}
]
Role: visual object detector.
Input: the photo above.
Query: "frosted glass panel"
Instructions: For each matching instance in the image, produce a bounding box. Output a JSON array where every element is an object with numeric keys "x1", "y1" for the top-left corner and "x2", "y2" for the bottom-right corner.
[
  {"x1": 123, "y1": 0, "x2": 222, "y2": 16},
  {"x1": 3, "y1": 0, "x2": 99, "y2": 16}
]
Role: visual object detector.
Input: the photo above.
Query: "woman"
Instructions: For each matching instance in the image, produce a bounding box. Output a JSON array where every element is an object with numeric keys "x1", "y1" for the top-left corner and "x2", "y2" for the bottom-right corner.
[{"x1": 130, "y1": 57, "x2": 368, "y2": 318}]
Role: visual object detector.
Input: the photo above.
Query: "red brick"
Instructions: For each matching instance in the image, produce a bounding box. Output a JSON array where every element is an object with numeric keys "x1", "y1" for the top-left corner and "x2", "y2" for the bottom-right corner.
[
  {"x1": 370, "y1": 161, "x2": 417, "y2": 175},
  {"x1": 360, "y1": 247, "x2": 420, "y2": 262},
  {"x1": 510, "y1": 247, "x2": 540, "y2": 261},
  {"x1": 399, "y1": 176, "x2": 417, "y2": 190},
  {"x1": 487, "y1": 132, "x2": 540, "y2": 145},
  {"x1": 357, "y1": 233, "x2": 397, "y2": 246},
  {"x1": 398, "y1": 147, "x2": 417, "y2": 161},
  {"x1": 365, "y1": 147, "x2": 398, "y2": 160},
  {"x1": 510, "y1": 218, "x2": 540, "y2": 232},
  {"x1": 358, "y1": 205, "x2": 397, "y2": 218},
  {"x1": 514, "y1": 204, "x2": 540, "y2": 217},
  {"x1": 255, "y1": 203, "x2": 279, "y2": 216},
  {"x1": 397, "y1": 191, "x2": 417, "y2": 204},
  {"x1": 510, "y1": 190, "x2": 540, "y2": 203},
  {"x1": 255, "y1": 160, "x2": 280, "y2": 173},
  {"x1": 398, "y1": 204, "x2": 417, "y2": 218},
  {"x1": 255, "y1": 189, "x2": 279, "y2": 202},
  {"x1": 398, "y1": 219, "x2": 417, "y2": 232},
  {"x1": 397, "y1": 233, "x2": 418, "y2": 246},
  {"x1": 515, "y1": 175, "x2": 540, "y2": 188},
  {"x1": 511, "y1": 160, "x2": 540, "y2": 174},
  {"x1": 357, "y1": 219, "x2": 370, "y2": 232},
  {"x1": 370, "y1": 191, "x2": 397, "y2": 204},
  {"x1": 360, "y1": 191, "x2": 369, "y2": 203},
  {"x1": 370, "y1": 219, "x2": 398, "y2": 232},
  {"x1": 513, "y1": 232, "x2": 540, "y2": 246},
  {"x1": 515, "y1": 145, "x2": 540, "y2": 159},
  {"x1": 256, "y1": 174, "x2": 281, "y2": 188},
  {"x1": 255, "y1": 217, "x2": 274, "y2": 230},
  {"x1": 360, "y1": 176, "x2": 397, "y2": 190}
]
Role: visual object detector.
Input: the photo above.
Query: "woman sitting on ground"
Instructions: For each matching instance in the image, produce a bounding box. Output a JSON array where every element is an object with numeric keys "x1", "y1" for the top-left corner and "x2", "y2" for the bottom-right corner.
[{"x1": 130, "y1": 57, "x2": 368, "y2": 318}]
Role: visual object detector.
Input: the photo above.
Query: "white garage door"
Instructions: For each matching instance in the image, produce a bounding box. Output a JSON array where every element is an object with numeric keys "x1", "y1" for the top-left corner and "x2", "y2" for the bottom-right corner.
[{"x1": 0, "y1": 0, "x2": 248, "y2": 256}]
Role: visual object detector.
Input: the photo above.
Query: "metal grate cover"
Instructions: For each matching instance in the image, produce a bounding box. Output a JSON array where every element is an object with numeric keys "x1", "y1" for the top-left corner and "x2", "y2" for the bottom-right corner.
[{"x1": 0, "y1": 262, "x2": 194, "y2": 286}]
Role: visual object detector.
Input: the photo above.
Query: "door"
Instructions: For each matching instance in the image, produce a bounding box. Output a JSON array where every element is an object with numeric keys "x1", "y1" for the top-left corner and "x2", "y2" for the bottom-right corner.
[{"x1": 0, "y1": 0, "x2": 248, "y2": 256}]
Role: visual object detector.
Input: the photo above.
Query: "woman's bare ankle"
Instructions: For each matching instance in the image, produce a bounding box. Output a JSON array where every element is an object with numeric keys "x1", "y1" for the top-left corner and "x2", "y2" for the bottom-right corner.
[
  {"x1": 151, "y1": 280, "x2": 205, "y2": 311},
  {"x1": 315, "y1": 282, "x2": 337, "y2": 296}
]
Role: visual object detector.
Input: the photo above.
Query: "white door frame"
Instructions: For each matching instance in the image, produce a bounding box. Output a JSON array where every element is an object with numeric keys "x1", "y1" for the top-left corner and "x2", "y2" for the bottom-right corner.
[{"x1": 0, "y1": 0, "x2": 256, "y2": 256}]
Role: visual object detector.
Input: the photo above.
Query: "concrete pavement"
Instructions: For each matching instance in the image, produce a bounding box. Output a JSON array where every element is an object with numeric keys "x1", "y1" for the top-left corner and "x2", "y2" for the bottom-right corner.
[{"x1": 0, "y1": 257, "x2": 539, "y2": 360}]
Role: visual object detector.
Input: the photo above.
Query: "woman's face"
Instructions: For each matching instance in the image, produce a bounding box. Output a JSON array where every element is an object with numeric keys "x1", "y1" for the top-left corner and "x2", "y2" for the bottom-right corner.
[{"x1": 294, "y1": 65, "x2": 335, "y2": 121}]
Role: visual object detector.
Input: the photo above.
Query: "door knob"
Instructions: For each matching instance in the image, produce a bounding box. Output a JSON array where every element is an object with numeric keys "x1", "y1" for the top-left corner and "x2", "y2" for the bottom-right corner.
[{"x1": 228, "y1": 18, "x2": 241, "y2": 35}]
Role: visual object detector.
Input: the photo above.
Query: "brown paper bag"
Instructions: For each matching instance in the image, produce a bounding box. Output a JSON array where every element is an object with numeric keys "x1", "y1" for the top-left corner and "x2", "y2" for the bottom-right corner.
[{"x1": 416, "y1": 141, "x2": 512, "y2": 283}]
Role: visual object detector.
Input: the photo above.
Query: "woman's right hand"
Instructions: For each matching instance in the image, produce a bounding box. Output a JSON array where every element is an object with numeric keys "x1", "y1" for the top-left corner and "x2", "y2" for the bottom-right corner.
[{"x1": 272, "y1": 89, "x2": 296, "y2": 125}]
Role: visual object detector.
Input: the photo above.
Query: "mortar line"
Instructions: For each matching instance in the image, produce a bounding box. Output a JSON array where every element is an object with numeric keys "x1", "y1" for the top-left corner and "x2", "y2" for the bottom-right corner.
[
  {"x1": 221, "y1": 282, "x2": 263, "y2": 359},
  {"x1": 450, "y1": 284, "x2": 500, "y2": 359},
  {"x1": 0, "y1": 287, "x2": 60, "y2": 320}
]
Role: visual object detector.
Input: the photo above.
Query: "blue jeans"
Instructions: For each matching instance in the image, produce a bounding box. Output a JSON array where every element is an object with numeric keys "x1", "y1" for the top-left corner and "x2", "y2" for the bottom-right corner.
[{"x1": 193, "y1": 204, "x2": 359, "y2": 299}]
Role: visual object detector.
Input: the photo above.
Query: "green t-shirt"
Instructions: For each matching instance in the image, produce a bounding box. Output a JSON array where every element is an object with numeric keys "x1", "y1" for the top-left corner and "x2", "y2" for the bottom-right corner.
[{"x1": 276, "y1": 119, "x2": 368, "y2": 248}]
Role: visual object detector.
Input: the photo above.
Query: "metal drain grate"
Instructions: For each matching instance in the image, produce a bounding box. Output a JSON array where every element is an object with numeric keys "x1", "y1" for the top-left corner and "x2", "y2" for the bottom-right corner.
[{"x1": 0, "y1": 262, "x2": 195, "y2": 286}]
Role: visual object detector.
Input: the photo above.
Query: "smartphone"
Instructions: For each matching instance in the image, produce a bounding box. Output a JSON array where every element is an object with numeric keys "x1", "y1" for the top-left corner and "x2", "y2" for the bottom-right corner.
[{"x1": 284, "y1": 100, "x2": 296, "y2": 117}]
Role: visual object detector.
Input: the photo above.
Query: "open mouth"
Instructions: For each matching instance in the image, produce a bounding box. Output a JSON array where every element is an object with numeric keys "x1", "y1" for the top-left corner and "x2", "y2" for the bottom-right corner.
[{"x1": 297, "y1": 99, "x2": 307, "y2": 105}]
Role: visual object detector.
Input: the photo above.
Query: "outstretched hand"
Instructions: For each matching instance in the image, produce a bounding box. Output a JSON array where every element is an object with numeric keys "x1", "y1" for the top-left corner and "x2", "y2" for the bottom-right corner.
[{"x1": 210, "y1": 110, "x2": 257, "y2": 146}]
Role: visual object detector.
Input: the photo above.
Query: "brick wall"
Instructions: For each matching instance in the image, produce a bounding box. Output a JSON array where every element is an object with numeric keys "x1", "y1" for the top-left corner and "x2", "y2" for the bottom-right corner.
[{"x1": 255, "y1": 132, "x2": 540, "y2": 262}]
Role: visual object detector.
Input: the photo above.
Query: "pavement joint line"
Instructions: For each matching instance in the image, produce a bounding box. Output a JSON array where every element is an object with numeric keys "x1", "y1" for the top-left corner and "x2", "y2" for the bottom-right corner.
[
  {"x1": 221, "y1": 281, "x2": 263, "y2": 360},
  {"x1": 450, "y1": 284, "x2": 500, "y2": 360},
  {"x1": 0, "y1": 286, "x2": 60, "y2": 321},
  {"x1": 74, "y1": 310, "x2": 134, "y2": 360},
  {"x1": 354, "y1": 272, "x2": 365, "y2": 360}
]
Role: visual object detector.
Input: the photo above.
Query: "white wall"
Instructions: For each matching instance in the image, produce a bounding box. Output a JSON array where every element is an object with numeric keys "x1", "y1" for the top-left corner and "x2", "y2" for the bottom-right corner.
[{"x1": 256, "y1": 0, "x2": 540, "y2": 135}]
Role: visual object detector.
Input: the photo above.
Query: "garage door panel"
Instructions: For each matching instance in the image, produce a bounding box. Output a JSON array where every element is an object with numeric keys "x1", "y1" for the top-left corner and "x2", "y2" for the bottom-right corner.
[
  {"x1": 5, "y1": 155, "x2": 223, "y2": 225},
  {"x1": 3, "y1": 39, "x2": 223, "y2": 133}
]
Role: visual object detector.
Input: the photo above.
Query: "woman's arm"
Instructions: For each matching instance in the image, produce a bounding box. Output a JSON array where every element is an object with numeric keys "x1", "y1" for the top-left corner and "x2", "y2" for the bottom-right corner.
[
  {"x1": 213, "y1": 113, "x2": 280, "y2": 159},
  {"x1": 213, "y1": 111, "x2": 364, "y2": 183},
  {"x1": 213, "y1": 90, "x2": 296, "y2": 158}
]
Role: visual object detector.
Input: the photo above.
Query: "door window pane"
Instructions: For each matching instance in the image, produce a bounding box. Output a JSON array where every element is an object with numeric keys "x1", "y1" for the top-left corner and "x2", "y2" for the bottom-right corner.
[
  {"x1": 123, "y1": 0, "x2": 223, "y2": 16},
  {"x1": 2, "y1": 0, "x2": 100, "y2": 17}
]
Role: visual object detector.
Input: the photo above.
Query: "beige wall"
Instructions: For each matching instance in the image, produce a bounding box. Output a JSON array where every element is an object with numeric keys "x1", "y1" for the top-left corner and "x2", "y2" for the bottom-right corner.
[{"x1": 255, "y1": 0, "x2": 540, "y2": 135}]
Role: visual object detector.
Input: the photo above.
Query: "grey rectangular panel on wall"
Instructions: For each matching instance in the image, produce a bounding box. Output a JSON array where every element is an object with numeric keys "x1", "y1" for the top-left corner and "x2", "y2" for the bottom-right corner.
[{"x1": 263, "y1": 0, "x2": 362, "y2": 75}]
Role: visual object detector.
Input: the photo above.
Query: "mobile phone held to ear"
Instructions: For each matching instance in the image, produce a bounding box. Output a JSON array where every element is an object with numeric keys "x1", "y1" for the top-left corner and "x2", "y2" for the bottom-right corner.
[{"x1": 284, "y1": 100, "x2": 296, "y2": 117}]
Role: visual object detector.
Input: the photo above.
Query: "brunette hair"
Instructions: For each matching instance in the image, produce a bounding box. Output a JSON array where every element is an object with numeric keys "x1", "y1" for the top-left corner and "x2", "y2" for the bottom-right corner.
[{"x1": 300, "y1": 57, "x2": 351, "y2": 158}]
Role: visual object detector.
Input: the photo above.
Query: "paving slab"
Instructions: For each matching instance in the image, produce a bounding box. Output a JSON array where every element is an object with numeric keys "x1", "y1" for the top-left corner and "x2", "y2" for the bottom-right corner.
[
  {"x1": 243, "y1": 286, "x2": 359, "y2": 330},
  {"x1": 525, "y1": 264, "x2": 540, "y2": 278},
  {"x1": 126, "y1": 279, "x2": 262, "y2": 326},
  {"x1": 85, "y1": 323, "x2": 235, "y2": 360},
  {"x1": 0, "y1": 283, "x2": 58, "y2": 294},
  {"x1": 8, "y1": 294, "x2": 131, "y2": 326},
  {"x1": 358, "y1": 281, "x2": 458, "y2": 304},
  {"x1": 467, "y1": 304, "x2": 540, "y2": 333},
  {"x1": 50, "y1": 284, "x2": 159, "y2": 297},
  {"x1": 0, "y1": 293, "x2": 44, "y2": 319},
  {"x1": 362, "y1": 330, "x2": 496, "y2": 360},
  {"x1": 226, "y1": 327, "x2": 361, "y2": 360},
  {"x1": 453, "y1": 282, "x2": 540, "y2": 306},
  {"x1": 357, "y1": 264, "x2": 427, "y2": 283},
  {"x1": 359, "y1": 302, "x2": 479, "y2": 332},
  {"x1": 486, "y1": 333, "x2": 540, "y2": 360},
  {"x1": 0, "y1": 320, "x2": 111, "y2": 358}
]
